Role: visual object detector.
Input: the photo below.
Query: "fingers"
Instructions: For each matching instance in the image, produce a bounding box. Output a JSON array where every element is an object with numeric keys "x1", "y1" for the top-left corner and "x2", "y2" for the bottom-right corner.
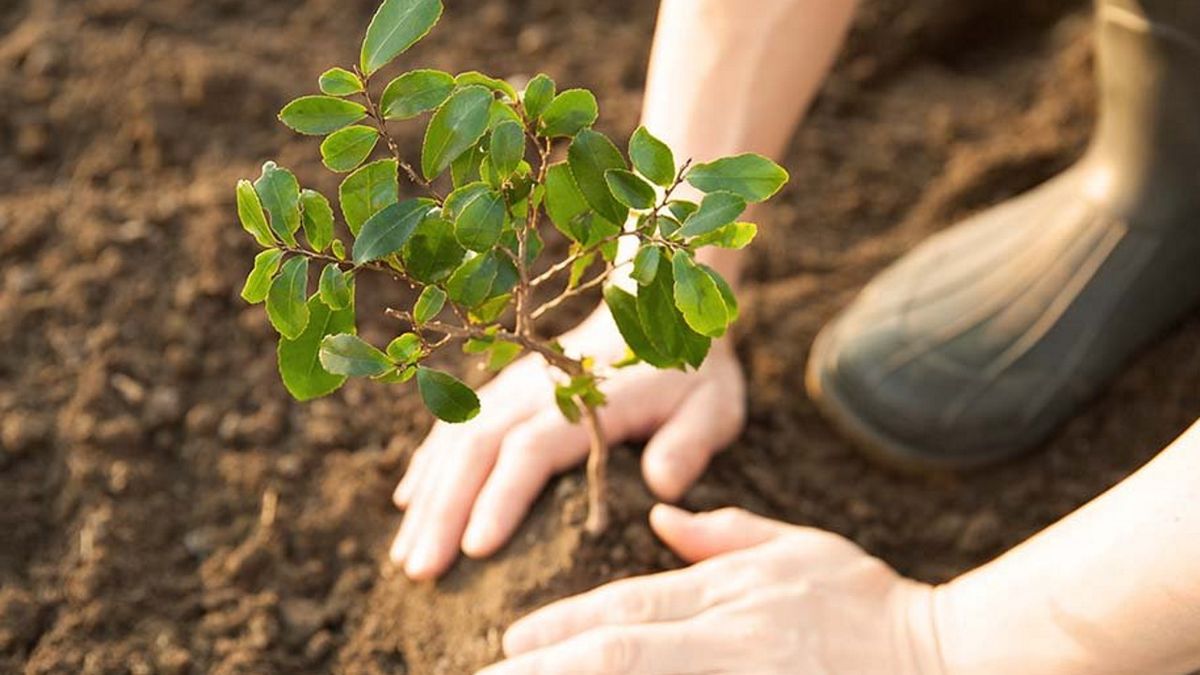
[
  {"x1": 461, "y1": 409, "x2": 592, "y2": 558},
  {"x1": 650, "y1": 504, "x2": 796, "y2": 563},
  {"x1": 641, "y1": 379, "x2": 743, "y2": 501},
  {"x1": 481, "y1": 623, "x2": 731, "y2": 675},
  {"x1": 501, "y1": 561, "x2": 733, "y2": 655}
]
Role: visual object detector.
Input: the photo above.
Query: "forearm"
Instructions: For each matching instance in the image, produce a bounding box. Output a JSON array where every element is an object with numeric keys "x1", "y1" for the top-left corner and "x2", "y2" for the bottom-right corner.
[
  {"x1": 641, "y1": 0, "x2": 857, "y2": 284},
  {"x1": 936, "y1": 419, "x2": 1200, "y2": 675}
]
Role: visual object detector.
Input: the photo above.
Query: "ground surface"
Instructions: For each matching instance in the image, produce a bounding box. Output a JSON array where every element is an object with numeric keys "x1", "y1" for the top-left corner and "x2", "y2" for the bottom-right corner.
[{"x1": 4, "y1": 0, "x2": 1199, "y2": 673}]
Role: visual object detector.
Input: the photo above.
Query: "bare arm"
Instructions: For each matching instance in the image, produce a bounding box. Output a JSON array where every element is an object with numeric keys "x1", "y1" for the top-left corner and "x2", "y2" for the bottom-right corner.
[
  {"x1": 641, "y1": 0, "x2": 857, "y2": 283},
  {"x1": 937, "y1": 419, "x2": 1200, "y2": 674}
]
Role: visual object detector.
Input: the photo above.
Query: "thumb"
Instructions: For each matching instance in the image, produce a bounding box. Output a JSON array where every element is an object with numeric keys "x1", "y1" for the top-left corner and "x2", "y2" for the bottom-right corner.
[{"x1": 649, "y1": 504, "x2": 796, "y2": 563}]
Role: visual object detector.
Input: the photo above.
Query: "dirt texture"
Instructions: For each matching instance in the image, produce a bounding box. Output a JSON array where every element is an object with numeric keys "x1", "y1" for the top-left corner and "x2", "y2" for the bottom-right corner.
[{"x1": 4, "y1": 0, "x2": 1198, "y2": 673}]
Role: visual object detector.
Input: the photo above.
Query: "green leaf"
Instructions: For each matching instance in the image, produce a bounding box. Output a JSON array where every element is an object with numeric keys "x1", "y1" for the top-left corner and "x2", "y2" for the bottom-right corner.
[
  {"x1": 241, "y1": 249, "x2": 285, "y2": 304},
  {"x1": 421, "y1": 85, "x2": 493, "y2": 181},
  {"x1": 445, "y1": 183, "x2": 506, "y2": 252},
  {"x1": 568, "y1": 129, "x2": 629, "y2": 226},
  {"x1": 470, "y1": 294, "x2": 511, "y2": 323},
  {"x1": 685, "y1": 153, "x2": 789, "y2": 203},
  {"x1": 445, "y1": 252, "x2": 498, "y2": 308},
  {"x1": 360, "y1": 0, "x2": 444, "y2": 76},
  {"x1": 236, "y1": 179, "x2": 275, "y2": 247},
  {"x1": 554, "y1": 384, "x2": 582, "y2": 423},
  {"x1": 603, "y1": 285, "x2": 672, "y2": 368},
  {"x1": 604, "y1": 169, "x2": 657, "y2": 210},
  {"x1": 300, "y1": 189, "x2": 335, "y2": 252},
  {"x1": 278, "y1": 295, "x2": 355, "y2": 401},
  {"x1": 279, "y1": 96, "x2": 367, "y2": 136},
  {"x1": 380, "y1": 69, "x2": 456, "y2": 119},
  {"x1": 704, "y1": 263, "x2": 739, "y2": 322},
  {"x1": 319, "y1": 334, "x2": 393, "y2": 377},
  {"x1": 353, "y1": 198, "x2": 435, "y2": 264},
  {"x1": 319, "y1": 67, "x2": 363, "y2": 96},
  {"x1": 320, "y1": 125, "x2": 380, "y2": 173},
  {"x1": 318, "y1": 263, "x2": 353, "y2": 310},
  {"x1": 637, "y1": 254, "x2": 685, "y2": 360},
  {"x1": 413, "y1": 285, "x2": 446, "y2": 323},
  {"x1": 666, "y1": 200, "x2": 698, "y2": 223},
  {"x1": 339, "y1": 159, "x2": 398, "y2": 236},
  {"x1": 671, "y1": 252, "x2": 728, "y2": 338},
  {"x1": 451, "y1": 143, "x2": 487, "y2": 188},
  {"x1": 522, "y1": 73, "x2": 556, "y2": 120},
  {"x1": 331, "y1": 239, "x2": 347, "y2": 260},
  {"x1": 629, "y1": 126, "x2": 676, "y2": 187},
  {"x1": 690, "y1": 221, "x2": 757, "y2": 249},
  {"x1": 254, "y1": 162, "x2": 301, "y2": 246},
  {"x1": 267, "y1": 257, "x2": 310, "y2": 339},
  {"x1": 455, "y1": 71, "x2": 519, "y2": 101},
  {"x1": 386, "y1": 333, "x2": 423, "y2": 364},
  {"x1": 489, "y1": 120, "x2": 525, "y2": 181},
  {"x1": 487, "y1": 99, "x2": 522, "y2": 130},
  {"x1": 630, "y1": 245, "x2": 661, "y2": 286},
  {"x1": 678, "y1": 191, "x2": 746, "y2": 238},
  {"x1": 416, "y1": 367, "x2": 480, "y2": 423},
  {"x1": 486, "y1": 341, "x2": 522, "y2": 371},
  {"x1": 402, "y1": 215, "x2": 466, "y2": 283},
  {"x1": 569, "y1": 251, "x2": 596, "y2": 289},
  {"x1": 544, "y1": 163, "x2": 592, "y2": 243},
  {"x1": 540, "y1": 89, "x2": 598, "y2": 138}
]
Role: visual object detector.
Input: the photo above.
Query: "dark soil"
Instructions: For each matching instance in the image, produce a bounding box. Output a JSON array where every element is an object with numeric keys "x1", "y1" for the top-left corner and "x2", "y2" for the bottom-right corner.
[{"x1": 4, "y1": 0, "x2": 1198, "y2": 673}]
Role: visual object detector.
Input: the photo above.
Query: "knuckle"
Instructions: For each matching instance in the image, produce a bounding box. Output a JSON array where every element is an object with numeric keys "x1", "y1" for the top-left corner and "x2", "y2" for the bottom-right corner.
[
  {"x1": 612, "y1": 588, "x2": 657, "y2": 624},
  {"x1": 592, "y1": 630, "x2": 636, "y2": 673}
]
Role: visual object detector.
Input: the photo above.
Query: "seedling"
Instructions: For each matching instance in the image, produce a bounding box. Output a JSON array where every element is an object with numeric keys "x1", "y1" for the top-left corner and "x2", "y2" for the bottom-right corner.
[{"x1": 236, "y1": 0, "x2": 787, "y2": 534}]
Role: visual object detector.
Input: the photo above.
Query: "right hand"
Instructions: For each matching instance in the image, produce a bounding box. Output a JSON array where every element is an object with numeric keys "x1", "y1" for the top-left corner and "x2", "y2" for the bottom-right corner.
[{"x1": 389, "y1": 308, "x2": 747, "y2": 580}]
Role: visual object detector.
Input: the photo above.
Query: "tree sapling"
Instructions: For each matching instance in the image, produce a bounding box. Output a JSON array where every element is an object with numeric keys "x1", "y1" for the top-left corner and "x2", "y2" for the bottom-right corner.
[{"x1": 236, "y1": 0, "x2": 788, "y2": 535}]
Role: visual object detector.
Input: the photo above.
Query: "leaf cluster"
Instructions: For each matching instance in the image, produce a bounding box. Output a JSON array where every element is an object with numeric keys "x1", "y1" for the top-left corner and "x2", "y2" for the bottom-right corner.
[{"x1": 236, "y1": 0, "x2": 788, "y2": 424}]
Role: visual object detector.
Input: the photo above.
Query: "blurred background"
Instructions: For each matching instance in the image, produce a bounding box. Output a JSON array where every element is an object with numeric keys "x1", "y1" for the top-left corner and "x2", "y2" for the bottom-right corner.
[{"x1": 4, "y1": 0, "x2": 1198, "y2": 672}]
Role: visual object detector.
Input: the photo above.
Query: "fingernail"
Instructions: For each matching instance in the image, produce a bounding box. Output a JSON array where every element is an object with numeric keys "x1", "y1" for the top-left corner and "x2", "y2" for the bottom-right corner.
[
  {"x1": 389, "y1": 534, "x2": 407, "y2": 564},
  {"x1": 405, "y1": 541, "x2": 436, "y2": 579}
]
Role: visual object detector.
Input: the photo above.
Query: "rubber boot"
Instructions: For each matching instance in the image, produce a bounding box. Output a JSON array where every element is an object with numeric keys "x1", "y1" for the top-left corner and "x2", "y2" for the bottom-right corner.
[{"x1": 806, "y1": 0, "x2": 1200, "y2": 469}]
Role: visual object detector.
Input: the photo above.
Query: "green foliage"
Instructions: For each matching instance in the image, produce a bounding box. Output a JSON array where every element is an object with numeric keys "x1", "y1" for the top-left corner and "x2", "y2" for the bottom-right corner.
[
  {"x1": 300, "y1": 189, "x2": 335, "y2": 251},
  {"x1": 568, "y1": 129, "x2": 628, "y2": 226},
  {"x1": 319, "y1": 334, "x2": 393, "y2": 377},
  {"x1": 413, "y1": 286, "x2": 446, "y2": 324},
  {"x1": 540, "y1": 89, "x2": 597, "y2": 138},
  {"x1": 629, "y1": 127, "x2": 675, "y2": 187},
  {"x1": 416, "y1": 367, "x2": 480, "y2": 422},
  {"x1": 242, "y1": 249, "x2": 285, "y2": 304},
  {"x1": 267, "y1": 257, "x2": 310, "y2": 339},
  {"x1": 522, "y1": 74, "x2": 555, "y2": 120},
  {"x1": 321, "y1": 125, "x2": 380, "y2": 173},
  {"x1": 352, "y1": 198, "x2": 435, "y2": 264},
  {"x1": 279, "y1": 295, "x2": 355, "y2": 401},
  {"x1": 380, "y1": 69, "x2": 455, "y2": 120},
  {"x1": 421, "y1": 85, "x2": 493, "y2": 180},
  {"x1": 319, "y1": 68, "x2": 363, "y2": 96},
  {"x1": 236, "y1": 0, "x2": 787, "y2": 440},
  {"x1": 339, "y1": 159, "x2": 398, "y2": 236},
  {"x1": 685, "y1": 153, "x2": 789, "y2": 203},
  {"x1": 604, "y1": 169, "x2": 656, "y2": 210},
  {"x1": 279, "y1": 96, "x2": 367, "y2": 136},
  {"x1": 254, "y1": 162, "x2": 301, "y2": 246},
  {"x1": 360, "y1": 0, "x2": 443, "y2": 76},
  {"x1": 318, "y1": 263, "x2": 353, "y2": 310}
]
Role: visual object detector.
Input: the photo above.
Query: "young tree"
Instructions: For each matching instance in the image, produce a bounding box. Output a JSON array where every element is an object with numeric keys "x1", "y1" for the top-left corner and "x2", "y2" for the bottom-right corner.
[{"x1": 236, "y1": 0, "x2": 787, "y2": 535}]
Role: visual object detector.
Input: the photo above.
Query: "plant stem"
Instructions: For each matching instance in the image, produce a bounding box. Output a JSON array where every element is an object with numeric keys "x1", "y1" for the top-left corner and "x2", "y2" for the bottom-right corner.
[
  {"x1": 580, "y1": 399, "x2": 609, "y2": 536},
  {"x1": 355, "y1": 67, "x2": 445, "y2": 204}
]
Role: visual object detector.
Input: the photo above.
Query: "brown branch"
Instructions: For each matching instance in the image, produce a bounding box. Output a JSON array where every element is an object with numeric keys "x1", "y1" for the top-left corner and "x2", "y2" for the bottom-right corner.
[
  {"x1": 356, "y1": 68, "x2": 445, "y2": 204},
  {"x1": 386, "y1": 309, "x2": 582, "y2": 376}
]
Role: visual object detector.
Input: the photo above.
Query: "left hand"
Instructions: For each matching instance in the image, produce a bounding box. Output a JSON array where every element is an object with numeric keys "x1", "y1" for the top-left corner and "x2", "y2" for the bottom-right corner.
[{"x1": 479, "y1": 505, "x2": 944, "y2": 675}]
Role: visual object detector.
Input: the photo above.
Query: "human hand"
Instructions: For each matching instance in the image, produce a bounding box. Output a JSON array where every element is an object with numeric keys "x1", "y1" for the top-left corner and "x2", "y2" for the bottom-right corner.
[
  {"x1": 389, "y1": 310, "x2": 747, "y2": 580},
  {"x1": 480, "y1": 505, "x2": 944, "y2": 675}
]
